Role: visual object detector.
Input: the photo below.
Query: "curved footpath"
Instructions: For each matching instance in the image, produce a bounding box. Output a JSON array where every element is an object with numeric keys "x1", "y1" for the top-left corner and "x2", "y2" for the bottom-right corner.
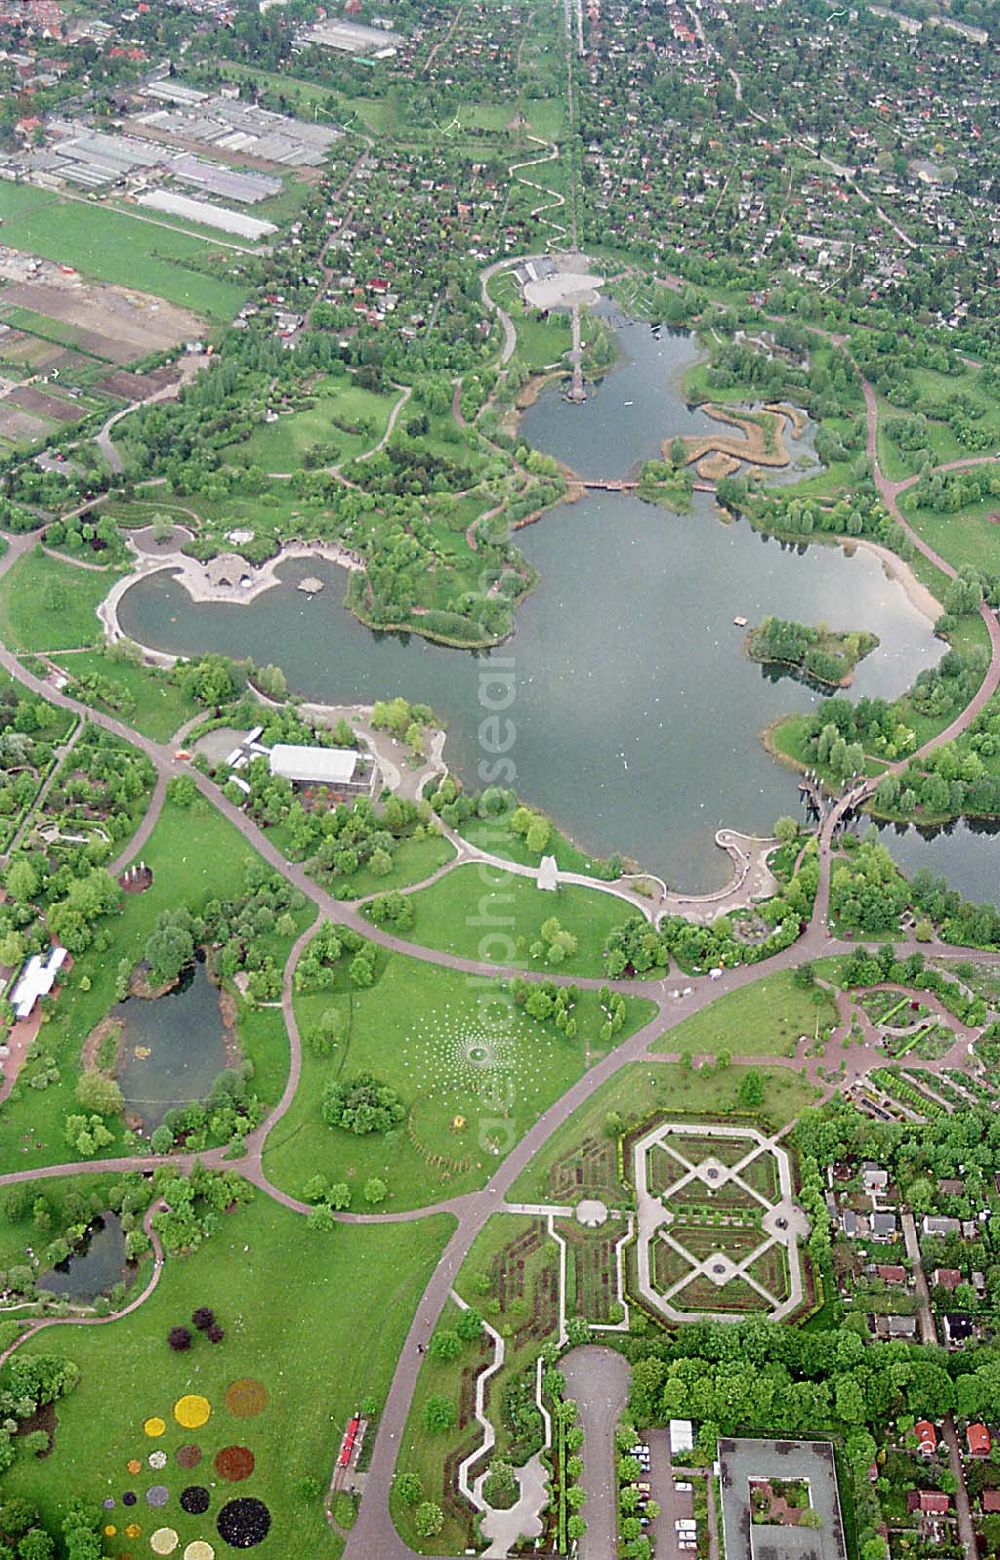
[{"x1": 0, "y1": 349, "x2": 997, "y2": 1559}]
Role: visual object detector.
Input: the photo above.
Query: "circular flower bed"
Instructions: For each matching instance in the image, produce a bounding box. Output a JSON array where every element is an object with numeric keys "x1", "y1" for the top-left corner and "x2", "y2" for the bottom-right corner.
[
  {"x1": 125, "y1": 1524, "x2": 141, "y2": 1539},
  {"x1": 123, "y1": 1493, "x2": 138, "y2": 1507},
  {"x1": 223, "y1": 1380, "x2": 267, "y2": 1419},
  {"x1": 144, "y1": 1418, "x2": 166, "y2": 1438},
  {"x1": 103, "y1": 1498, "x2": 116, "y2": 1510},
  {"x1": 103, "y1": 1525, "x2": 116, "y2": 1538},
  {"x1": 216, "y1": 1497, "x2": 271, "y2": 1549},
  {"x1": 184, "y1": 1544, "x2": 215, "y2": 1560},
  {"x1": 146, "y1": 1486, "x2": 170, "y2": 1508},
  {"x1": 149, "y1": 1451, "x2": 168, "y2": 1470},
  {"x1": 176, "y1": 1445, "x2": 202, "y2": 1469},
  {"x1": 174, "y1": 1395, "x2": 211, "y2": 1430},
  {"x1": 213, "y1": 1447, "x2": 254, "y2": 1483},
  {"x1": 180, "y1": 1487, "x2": 211, "y2": 1516},
  {"x1": 128, "y1": 1460, "x2": 142, "y2": 1474},
  {"x1": 150, "y1": 1529, "x2": 179, "y2": 1555}
]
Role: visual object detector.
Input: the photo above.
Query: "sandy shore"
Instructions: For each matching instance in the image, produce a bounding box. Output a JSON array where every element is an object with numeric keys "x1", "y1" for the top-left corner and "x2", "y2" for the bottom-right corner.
[{"x1": 844, "y1": 537, "x2": 943, "y2": 625}]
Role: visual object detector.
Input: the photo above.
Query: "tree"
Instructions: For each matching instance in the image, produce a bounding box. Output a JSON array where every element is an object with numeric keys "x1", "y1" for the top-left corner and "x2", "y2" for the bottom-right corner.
[
  {"x1": 322, "y1": 1074, "x2": 404, "y2": 1135},
  {"x1": 5, "y1": 859, "x2": 37, "y2": 904},
  {"x1": 423, "y1": 1396, "x2": 456, "y2": 1434},
  {"x1": 456, "y1": 1307, "x2": 483, "y2": 1343},
  {"x1": 413, "y1": 1502, "x2": 444, "y2": 1539},
  {"x1": 738, "y1": 1070, "x2": 765, "y2": 1109},
  {"x1": 774, "y1": 816, "x2": 800, "y2": 843},
  {"x1": 429, "y1": 1330, "x2": 461, "y2": 1363},
  {"x1": 395, "y1": 1472, "x2": 422, "y2": 1507},
  {"x1": 144, "y1": 915, "x2": 194, "y2": 983},
  {"x1": 364, "y1": 1178, "x2": 388, "y2": 1205},
  {"x1": 167, "y1": 1326, "x2": 193, "y2": 1352},
  {"x1": 75, "y1": 1073, "x2": 123, "y2": 1118}
]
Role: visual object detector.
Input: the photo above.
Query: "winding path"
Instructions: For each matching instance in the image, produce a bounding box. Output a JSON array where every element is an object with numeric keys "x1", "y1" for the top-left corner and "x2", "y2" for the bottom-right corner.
[{"x1": 0, "y1": 285, "x2": 998, "y2": 1560}]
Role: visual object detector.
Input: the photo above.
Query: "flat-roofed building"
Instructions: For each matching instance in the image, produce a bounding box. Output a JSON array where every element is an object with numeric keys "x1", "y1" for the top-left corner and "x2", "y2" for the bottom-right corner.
[
  {"x1": 268, "y1": 743, "x2": 371, "y2": 798},
  {"x1": 718, "y1": 1438, "x2": 848, "y2": 1560}
]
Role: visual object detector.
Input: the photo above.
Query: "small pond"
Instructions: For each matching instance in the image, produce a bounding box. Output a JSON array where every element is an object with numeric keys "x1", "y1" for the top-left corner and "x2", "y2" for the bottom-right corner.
[
  {"x1": 39, "y1": 1211, "x2": 129, "y2": 1303},
  {"x1": 115, "y1": 956, "x2": 231, "y2": 1131}
]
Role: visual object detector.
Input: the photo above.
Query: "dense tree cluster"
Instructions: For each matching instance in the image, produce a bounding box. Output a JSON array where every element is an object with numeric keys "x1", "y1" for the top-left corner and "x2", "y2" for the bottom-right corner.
[{"x1": 321, "y1": 1072, "x2": 406, "y2": 1136}]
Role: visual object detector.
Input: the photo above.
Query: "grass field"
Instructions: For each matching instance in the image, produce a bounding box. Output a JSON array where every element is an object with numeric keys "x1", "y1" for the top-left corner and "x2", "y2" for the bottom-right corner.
[
  {"x1": 0, "y1": 184, "x2": 247, "y2": 322},
  {"x1": 49, "y1": 649, "x2": 200, "y2": 743},
  {"x1": 652, "y1": 970, "x2": 836, "y2": 1059},
  {"x1": 508, "y1": 1060, "x2": 820, "y2": 1204},
  {"x1": 900, "y1": 493, "x2": 1000, "y2": 578},
  {"x1": 0, "y1": 549, "x2": 113, "y2": 652},
  {"x1": 263, "y1": 941, "x2": 656, "y2": 1211},
  {"x1": 402, "y1": 864, "x2": 646, "y2": 978},
  {"x1": 236, "y1": 381, "x2": 399, "y2": 471},
  {"x1": 0, "y1": 798, "x2": 314, "y2": 1172},
  {"x1": 1, "y1": 1193, "x2": 453, "y2": 1557},
  {"x1": 344, "y1": 834, "x2": 456, "y2": 899}
]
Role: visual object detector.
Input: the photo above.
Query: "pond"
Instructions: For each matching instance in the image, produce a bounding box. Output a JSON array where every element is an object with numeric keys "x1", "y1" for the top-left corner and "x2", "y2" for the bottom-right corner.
[
  {"x1": 39, "y1": 1211, "x2": 129, "y2": 1303},
  {"x1": 115, "y1": 956, "x2": 231, "y2": 1131}
]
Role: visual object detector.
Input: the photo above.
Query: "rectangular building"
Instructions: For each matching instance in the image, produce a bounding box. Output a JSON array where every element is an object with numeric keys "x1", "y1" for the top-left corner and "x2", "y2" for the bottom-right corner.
[{"x1": 718, "y1": 1439, "x2": 848, "y2": 1560}]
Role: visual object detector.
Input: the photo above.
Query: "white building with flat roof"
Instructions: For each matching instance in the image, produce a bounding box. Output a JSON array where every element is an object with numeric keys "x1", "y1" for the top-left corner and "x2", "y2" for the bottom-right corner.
[
  {"x1": 10, "y1": 946, "x2": 67, "y2": 1021},
  {"x1": 268, "y1": 743, "x2": 359, "y2": 788}
]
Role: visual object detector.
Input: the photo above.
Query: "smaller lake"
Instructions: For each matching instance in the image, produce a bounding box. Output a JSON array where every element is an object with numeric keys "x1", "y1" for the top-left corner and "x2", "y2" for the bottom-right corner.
[
  {"x1": 116, "y1": 957, "x2": 230, "y2": 1131},
  {"x1": 40, "y1": 1212, "x2": 129, "y2": 1303},
  {"x1": 517, "y1": 320, "x2": 821, "y2": 485}
]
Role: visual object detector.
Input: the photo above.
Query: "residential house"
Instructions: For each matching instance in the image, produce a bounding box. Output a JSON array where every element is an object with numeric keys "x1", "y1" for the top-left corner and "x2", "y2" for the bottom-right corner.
[
  {"x1": 923, "y1": 1216, "x2": 961, "y2": 1238},
  {"x1": 875, "y1": 1265, "x2": 907, "y2": 1285},
  {"x1": 872, "y1": 1212, "x2": 898, "y2": 1241},
  {"x1": 932, "y1": 1268, "x2": 962, "y2": 1291},
  {"x1": 914, "y1": 1420, "x2": 937, "y2": 1456},
  {"x1": 944, "y1": 1314, "x2": 977, "y2": 1348},
  {"x1": 981, "y1": 1492, "x2": 1000, "y2": 1513},
  {"x1": 967, "y1": 1424, "x2": 992, "y2": 1458},
  {"x1": 907, "y1": 1492, "x2": 950, "y2": 1515}
]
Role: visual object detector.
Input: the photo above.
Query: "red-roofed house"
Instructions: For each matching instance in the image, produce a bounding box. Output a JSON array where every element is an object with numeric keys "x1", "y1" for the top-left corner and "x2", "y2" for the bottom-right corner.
[
  {"x1": 877, "y1": 1265, "x2": 907, "y2": 1285},
  {"x1": 981, "y1": 1492, "x2": 1000, "y2": 1513},
  {"x1": 915, "y1": 1421, "x2": 937, "y2": 1455},
  {"x1": 933, "y1": 1268, "x2": 962, "y2": 1291},
  {"x1": 907, "y1": 1492, "x2": 950, "y2": 1515},
  {"x1": 968, "y1": 1424, "x2": 992, "y2": 1457}
]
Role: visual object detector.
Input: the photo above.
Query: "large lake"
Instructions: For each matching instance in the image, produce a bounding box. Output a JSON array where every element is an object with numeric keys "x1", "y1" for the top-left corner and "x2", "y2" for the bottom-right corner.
[{"x1": 117, "y1": 319, "x2": 984, "y2": 893}]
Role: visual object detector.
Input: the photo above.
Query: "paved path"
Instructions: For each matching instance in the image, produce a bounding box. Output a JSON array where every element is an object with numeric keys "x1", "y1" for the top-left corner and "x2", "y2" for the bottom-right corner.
[
  {"x1": 561, "y1": 1346, "x2": 630, "y2": 1560},
  {"x1": 0, "y1": 334, "x2": 996, "y2": 1560}
]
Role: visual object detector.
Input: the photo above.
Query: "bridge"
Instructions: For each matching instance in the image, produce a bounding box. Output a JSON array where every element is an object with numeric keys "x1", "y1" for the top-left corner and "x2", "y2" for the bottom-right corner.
[{"x1": 580, "y1": 478, "x2": 638, "y2": 491}]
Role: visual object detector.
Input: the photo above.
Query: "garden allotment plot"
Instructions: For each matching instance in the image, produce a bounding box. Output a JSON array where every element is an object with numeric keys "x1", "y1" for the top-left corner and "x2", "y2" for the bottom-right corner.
[{"x1": 634, "y1": 1123, "x2": 808, "y2": 1321}]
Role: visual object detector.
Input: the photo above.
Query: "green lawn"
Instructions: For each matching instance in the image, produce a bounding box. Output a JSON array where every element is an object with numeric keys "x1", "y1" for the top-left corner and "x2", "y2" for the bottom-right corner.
[
  {"x1": 0, "y1": 549, "x2": 113, "y2": 652},
  {"x1": 508, "y1": 1060, "x2": 820, "y2": 1204},
  {"x1": 48, "y1": 650, "x2": 200, "y2": 744},
  {"x1": 651, "y1": 970, "x2": 836, "y2": 1059},
  {"x1": 263, "y1": 941, "x2": 656, "y2": 1211},
  {"x1": 461, "y1": 810, "x2": 609, "y2": 876},
  {"x1": 900, "y1": 494, "x2": 1000, "y2": 578},
  {"x1": 0, "y1": 798, "x2": 314, "y2": 1172},
  {"x1": 402, "y1": 864, "x2": 646, "y2": 978},
  {"x1": 2, "y1": 1193, "x2": 453, "y2": 1557},
  {"x1": 344, "y1": 834, "x2": 456, "y2": 899},
  {"x1": 236, "y1": 382, "x2": 399, "y2": 471},
  {"x1": 0, "y1": 183, "x2": 246, "y2": 322}
]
